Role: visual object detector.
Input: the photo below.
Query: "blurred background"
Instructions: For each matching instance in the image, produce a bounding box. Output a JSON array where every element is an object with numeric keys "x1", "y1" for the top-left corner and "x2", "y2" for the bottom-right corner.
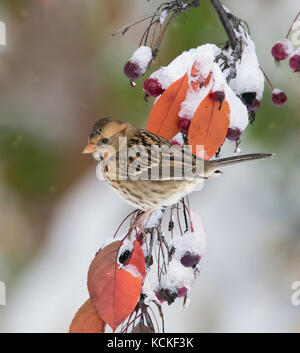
[{"x1": 0, "y1": 0, "x2": 299, "y2": 333}]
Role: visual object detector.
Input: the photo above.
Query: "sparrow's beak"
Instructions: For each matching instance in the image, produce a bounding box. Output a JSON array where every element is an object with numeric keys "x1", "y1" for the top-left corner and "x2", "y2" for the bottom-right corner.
[{"x1": 82, "y1": 143, "x2": 97, "y2": 154}]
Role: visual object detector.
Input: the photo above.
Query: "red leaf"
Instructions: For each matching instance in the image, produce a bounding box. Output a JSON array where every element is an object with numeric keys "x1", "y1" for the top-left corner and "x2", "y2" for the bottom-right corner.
[
  {"x1": 88, "y1": 240, "x2": 145, "y2": 332},
  {"x1": 146, "y1": 74, "x2": 189, "y2": 140},
  {"x1": 69, "y1": 299, "x2": 106, "y2": 333},
  {"x1": 188, "y1": 91, "x2": 230, "y2": 160},
  {"x1": 126, "y1": 240, "x2": 146, "y2": 279}
]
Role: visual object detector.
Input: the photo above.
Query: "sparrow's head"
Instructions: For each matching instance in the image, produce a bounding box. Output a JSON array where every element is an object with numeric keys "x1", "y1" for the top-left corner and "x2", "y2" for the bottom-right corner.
[{"x1": 82, "y1": 117, "x2": 133, "y2": 158}]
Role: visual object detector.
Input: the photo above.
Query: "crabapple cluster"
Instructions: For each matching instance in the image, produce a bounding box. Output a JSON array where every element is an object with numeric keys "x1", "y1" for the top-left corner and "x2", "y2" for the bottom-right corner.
[{"x1": 272, "y1": 39, "x2": 300, "y2": 72}]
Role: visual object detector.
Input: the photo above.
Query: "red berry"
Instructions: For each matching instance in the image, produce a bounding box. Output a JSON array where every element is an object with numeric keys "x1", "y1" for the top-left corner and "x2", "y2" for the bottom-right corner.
[
  {"x1": 289, "y1": 54, "x2": 300, "y2": 71},
  {"x1": 180, "y1": 252, "x2": 201, "y2": 268},
  {"x1": 178, "y1": 118, "x2": 191, "y2": 133},
  {"x1": 247, "y1": 98, "x2": 261, "y2": 113},
  {"x1": 211, "y1": 90, "x2": 225, "y2": 102},
  {"x1": 170, "y1": 139, "x2": 181, "y2": 147},
  {"x1": 177, "y1": 287, "x2": 188, "y2": 297},
  {"x1": 143, "y1": 78, "x2": 163, "y2": 97},
  {"x1": 226, "y1": 127, "x2": 242, "y2": 141},
  {"x1": 271, "y1": 40, "x2": 293, "y2": 61},
  {"x1": 124, "y1": 60, "x2": 142, "y2": 79},
  {"x1": 272, "y1": 89, "x2": 287, "y2": 107}
]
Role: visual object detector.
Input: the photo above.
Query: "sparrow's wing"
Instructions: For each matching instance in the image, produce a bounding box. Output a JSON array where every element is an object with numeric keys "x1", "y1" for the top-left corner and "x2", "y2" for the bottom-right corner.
[{"x1": 121, "y1": 130, "x2": 205, "y2": 181}]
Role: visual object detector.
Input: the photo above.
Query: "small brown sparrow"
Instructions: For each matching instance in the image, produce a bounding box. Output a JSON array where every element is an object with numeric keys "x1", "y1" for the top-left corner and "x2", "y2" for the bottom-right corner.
[{"x1": 83, "y1": 117, "x2": 272, "y2": 217}]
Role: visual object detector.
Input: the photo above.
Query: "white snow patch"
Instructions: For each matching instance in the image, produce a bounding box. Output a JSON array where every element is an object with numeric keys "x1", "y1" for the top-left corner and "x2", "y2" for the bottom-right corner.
[
  {"x1": 227, "y1": 28, "x2": 265, "y2": 101},
  {"x1": 272, "y1": 88, "x2": 283, "y2": 94},
  {"x1": 171, "y1": 132, "x2": 184, "y2": 146},
  {"x1": 159, "y1": 9, "x2": 168, "y2": 24},
  {"x1": 119, "y1": 237, "x2": 134, "y2": 254},
  {"x1": 291, "y1": 47, "x2": 300, "y2": 56},
  {"x1": 173, "y1": 211, "x2": 207, "y2": 261},
  {"x1": 123, "y1": 264, "x2": 142, "y2": 278},
  {"x1": 130, "y1": 46, "x2": 152, "y2": 73},
  {"x1": 113, "y1": 237, "x2": 134, "y2": 266},
  {"x1": 210, "y1": 62, "x2": 249, "y2": 130},
  {"x1": 179, "y1": 74, "x2": 213, "y2": 120},
  {"x1": 143, "y1": 210, "x2": 164, "y2": 228},
  {"x1": 150, "y1": 44, "x2": 221, "y2": 90},
  {"x1": 276, "y1": 39, "x2": 294, "y2": 56},
  {"x1": 224, "y1": 81, "x2": 249, "y2": 130},
  {"x1": 160, "y1": 259, "x2": 195, "y2": 291},
  {"x1": 142, "y1": 276, "x2": 160, "y2": 305}
]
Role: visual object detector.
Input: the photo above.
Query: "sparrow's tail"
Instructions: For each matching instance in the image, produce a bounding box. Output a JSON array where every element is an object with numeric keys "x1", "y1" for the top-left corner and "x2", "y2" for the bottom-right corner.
[{"x1": 204, "y1": 153, "x2": 274, "y2": 177}]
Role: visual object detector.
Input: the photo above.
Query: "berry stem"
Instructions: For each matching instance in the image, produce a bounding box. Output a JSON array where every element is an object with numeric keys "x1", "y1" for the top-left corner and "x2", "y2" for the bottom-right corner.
[
  {"x1": 259, "y1": 65, "x2": 274, "y2": 90},
  {"x1": 144, "y1": 2, "x2": 168, "y2": 45},
  {"x1": 286, "y1": 11, "x2": 300, "y2": 39},
  {"x1": 112, "y1": 13, "x2": 160, "y2": 36},
  {"x1": 152, "y1": 10, "x2": 177, "y2": 58},
  {"x1": 139, "y1": 19, "x2": 160, "y2": 47}
]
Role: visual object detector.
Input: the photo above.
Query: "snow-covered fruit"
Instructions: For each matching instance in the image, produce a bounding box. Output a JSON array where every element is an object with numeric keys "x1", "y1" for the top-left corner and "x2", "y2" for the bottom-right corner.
[
  {"x1": 272, "y1": 89, "x2": 287, "y2": 107},
  {"x1": 226, "y1": 127, "x2": 242, "y2": 141},
  {"x1": 211, "y1": 90, "x2": 225, "y2": 103},
  {"x1": 247, "y1": 98, "x2": 261, "y2": 113},
  {"x1": 156, "y1": 288, "x2": 178, "y2": 305},
  {"x1": 143, "y1": 78, "x2": 163, "y2": 97},
  {"x1": 271, "y1": 39, "x2": 294, "y2": 61},
  {"x1": 211, "y1": 90, "x2": 225, "y2": 110},
  {"x1": 170, "y1": 139, "x2": 181, "y2": 147},
  {"x1": 177, "y1": 117, "x2": 191, "y2": 133},
  {"x1": 289, "y1": 52, "x2": 300, "y2": 72},
  {"x1": 226, "y1": 29, "x2": 264, "y2": 104},
  {"x1": 177, "y1": 287, "x2": 188, "y2": 298},
  {"x1": 124, "y1": 46, "x2": 152, "y2": 80},
  {"x1": 124, "y1": 61, "x2": 142, "y2": 80},
  {"x1": 180, "y1": 252, "x2": 201, "y2": 268},
  {"x1": 241, "y1": 92, "x2": 261, "y2": 118}
]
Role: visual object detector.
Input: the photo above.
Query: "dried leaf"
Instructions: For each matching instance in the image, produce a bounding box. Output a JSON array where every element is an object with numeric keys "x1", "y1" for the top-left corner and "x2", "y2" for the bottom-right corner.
[
  {"x1": 146, "y1": 74, "x2": 189, "y2": 140},
  {"x1": 69, "y1": 299, "x2": 106, "y2": 333},
  {"x1": 88, "y1": 240, "x2": 145, "y2": 332},
  {"x1": 188, "y1": 92, "x2": 230, "y2": 160}
]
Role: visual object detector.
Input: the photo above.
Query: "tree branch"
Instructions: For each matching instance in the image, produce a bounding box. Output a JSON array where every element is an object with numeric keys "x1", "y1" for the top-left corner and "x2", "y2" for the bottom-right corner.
[{"x1": 210, "y1": 0, "x2": 237, "y2": 50}]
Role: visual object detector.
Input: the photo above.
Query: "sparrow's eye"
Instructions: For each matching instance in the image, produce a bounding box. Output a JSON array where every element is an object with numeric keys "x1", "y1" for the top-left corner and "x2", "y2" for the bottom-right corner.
[{"x1": 102, "y1": 138, "x2": 109, "y2": 144}]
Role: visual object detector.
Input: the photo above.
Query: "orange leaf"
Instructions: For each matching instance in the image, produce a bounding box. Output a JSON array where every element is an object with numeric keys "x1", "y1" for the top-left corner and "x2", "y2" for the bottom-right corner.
[
  {"x1": 88, "y1": 240, "x2": 145, "y2": 332},
  {"x1": 146, "y1": 74, "x2": 189, "y2": 140},
  {"x1": 69, "y1": 299, "x2": 106, "y2": 333},
  {"x1": 188, "y1": 92, "x2": 230, "y2": 160}
]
